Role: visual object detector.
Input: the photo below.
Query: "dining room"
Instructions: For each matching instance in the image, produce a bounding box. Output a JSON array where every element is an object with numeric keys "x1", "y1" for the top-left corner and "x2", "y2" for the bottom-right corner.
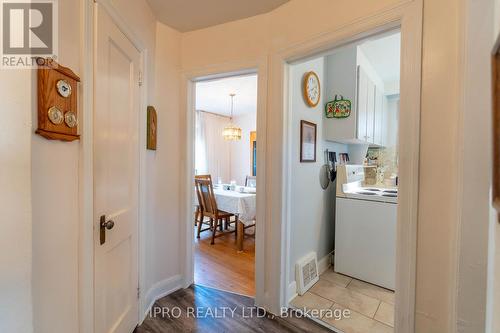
[{"x1": 193, "y1": 74, "x2": 257, "y2": 297}]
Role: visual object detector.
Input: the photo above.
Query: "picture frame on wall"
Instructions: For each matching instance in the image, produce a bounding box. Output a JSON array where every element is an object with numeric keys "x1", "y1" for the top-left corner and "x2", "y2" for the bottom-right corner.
[
  {"x1": 300, "y1": 120, "x2": 317, "y2": 162},
  {"x1": 147, "y1": 106, "x2": 157, "y2": 150}
]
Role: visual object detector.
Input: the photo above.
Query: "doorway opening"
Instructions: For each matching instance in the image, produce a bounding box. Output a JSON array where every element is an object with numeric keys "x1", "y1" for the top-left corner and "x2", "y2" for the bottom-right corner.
[
  {"x1": 287, "y1": 30, "x2": 401, "y2": 332},
  {"x1": 192, "y1": 73, "x2": 258, "y2": 297}
]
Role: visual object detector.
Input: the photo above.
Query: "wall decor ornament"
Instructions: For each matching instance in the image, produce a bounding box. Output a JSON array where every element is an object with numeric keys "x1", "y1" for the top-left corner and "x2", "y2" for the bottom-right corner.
[
  {"x1": 56, "y1": 79, "x2": 72, "y2": 98},
  {"x1": 300, "y1": 120, "x2": 317, "y2": 162},
  {"x1": 47, "y1": 106, "x2": 64, "y2": 125},
  {"x1": 64, "y1": 111, "x2": 78, "y2": 128},
  {"x1": 147, "y1": 106, "x2": 157, "y2": 150},
  {"x1": 303, "y1": 71, "x2": 321, "y2": 107},
  {"x1": 36, "y1": 58, "x2": 81, "y2": 141},
  {"x1": 325, "y1": 95, "x2": 351, "y2": 118}
]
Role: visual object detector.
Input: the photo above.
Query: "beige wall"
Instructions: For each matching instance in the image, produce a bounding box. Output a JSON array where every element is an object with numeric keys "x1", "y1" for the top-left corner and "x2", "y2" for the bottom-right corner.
[
  {"x1": 179, "y1": 0, "x2": 464, "y2": 331},
  {"x1": 145, "y1": 21, "x2": 182, "y2": 299},
  {"x1": 0, "y1": 70, "x2": 33, "y2": 333},
  {"x1": 31, "y1": 1, "x2": 80, "y2": 332}
]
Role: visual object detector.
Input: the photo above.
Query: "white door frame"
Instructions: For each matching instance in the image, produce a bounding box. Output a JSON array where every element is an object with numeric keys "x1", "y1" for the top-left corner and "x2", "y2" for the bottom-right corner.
[
  {"x1": 276, "y1": 3, "x2": 422, "y2": 333},
  {"x1": 180, "y1": 4, "x2": 422, "y2": 331},
  {"x1": 79, "y1": 1, "x2": 148, "y2": 332},
  {"x1": 180, "y1": 59, "x2": 269, "y2": 306}
]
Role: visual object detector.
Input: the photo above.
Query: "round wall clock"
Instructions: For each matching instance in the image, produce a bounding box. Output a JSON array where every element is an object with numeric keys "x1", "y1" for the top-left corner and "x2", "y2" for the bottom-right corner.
[
  {"x1": 303, "y1": 71, "x2": 321, "y2": 107},
  {"x1": 48, "y1": 106, "x2": 64, "y2": 125},
  {"x1": 64, "y1": 111, "x2": 78, "y2": 128},
  {"x1": 56, "y1": 79, "x2": 72, "y2": 98}
]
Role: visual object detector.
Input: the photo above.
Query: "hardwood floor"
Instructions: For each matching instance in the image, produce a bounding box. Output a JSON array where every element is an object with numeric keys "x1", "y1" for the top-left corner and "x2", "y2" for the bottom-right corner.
[
  {"x1": 194, "y1": 225, "x2": 255, "y2": 296},
  {"x1": 135, "y1": 284, "x2": 335, "y2": 333}
]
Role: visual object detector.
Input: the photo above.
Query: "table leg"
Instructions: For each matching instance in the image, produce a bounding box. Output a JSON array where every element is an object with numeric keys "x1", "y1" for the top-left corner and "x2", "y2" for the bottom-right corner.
[
  {"x1": 234, "y1": 215, "x2": 239, "y2": 240},
  {"x1": 236, "y1": 219, "x2": 244, "y2": 252}
]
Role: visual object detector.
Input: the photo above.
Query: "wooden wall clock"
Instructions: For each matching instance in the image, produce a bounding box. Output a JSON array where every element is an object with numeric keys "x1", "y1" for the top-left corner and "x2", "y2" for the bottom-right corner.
[
  {"x1": 36, "y1": 59, "x2": 80, "y2": 141},
  {"x1": 303, "y1": 71, "x2": 321, "y2": 107}
]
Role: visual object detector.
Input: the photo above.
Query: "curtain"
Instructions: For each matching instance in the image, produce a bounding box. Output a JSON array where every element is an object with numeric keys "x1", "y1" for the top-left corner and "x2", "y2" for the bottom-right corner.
[{"x1": 195, "y1": 111, "x2": 231, "y2": 183}]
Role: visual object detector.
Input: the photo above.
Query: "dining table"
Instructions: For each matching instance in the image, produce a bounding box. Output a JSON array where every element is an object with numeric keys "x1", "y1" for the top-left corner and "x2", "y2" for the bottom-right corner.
[{"x1": 213, "y1": 185, "x2": 256, "y2": 251}]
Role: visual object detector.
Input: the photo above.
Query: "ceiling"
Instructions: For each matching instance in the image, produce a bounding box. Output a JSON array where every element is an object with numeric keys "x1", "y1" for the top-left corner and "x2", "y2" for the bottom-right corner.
[
  {"x1": 146, "y1": 0, "x2": 289, "y2": 32},
  {"x1": 195, "y1": 74, "x2": 257, "y2": 117},
  {"x1": 358, "y1": 32, "x2": 401, "y2": 84}
]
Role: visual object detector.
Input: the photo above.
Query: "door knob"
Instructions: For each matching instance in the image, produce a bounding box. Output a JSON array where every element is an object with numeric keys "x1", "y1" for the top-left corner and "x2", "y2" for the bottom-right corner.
[
  {"x1": 99, "y1": 215, "x2": 115, "y2": 245},
  {"x1": 103, "y1": 220, "x2": 115, "y2": 230}
]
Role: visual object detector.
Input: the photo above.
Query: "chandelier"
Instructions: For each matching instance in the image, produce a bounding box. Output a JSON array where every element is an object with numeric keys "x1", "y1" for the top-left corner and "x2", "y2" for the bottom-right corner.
[{"x1": 223, "y1": 93, "x2": 242, "y2": 141}]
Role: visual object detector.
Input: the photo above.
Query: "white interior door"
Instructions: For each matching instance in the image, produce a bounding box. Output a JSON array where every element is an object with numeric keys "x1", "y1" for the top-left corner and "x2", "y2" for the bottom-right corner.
[{"x1": 94, "y1": 5, "x2": 141, "y2": 333}]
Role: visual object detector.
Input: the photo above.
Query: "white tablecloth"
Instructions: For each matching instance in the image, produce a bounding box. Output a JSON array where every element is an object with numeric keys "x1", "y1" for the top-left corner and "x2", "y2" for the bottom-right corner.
[{"x1": 213, "y1": 188, "x2": 256, "y2": 225}]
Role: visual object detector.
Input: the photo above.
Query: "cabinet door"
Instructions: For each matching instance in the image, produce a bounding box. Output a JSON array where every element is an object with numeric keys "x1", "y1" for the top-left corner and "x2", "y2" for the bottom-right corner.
[
  {"x1": 356, "y1": 66, "x2": 368, "y2": 141},
  {"x1": 366, "y1": 79, "x2": 375, "y2": 143},
  {"x1": 373, "y1": 87, "x2": 384, "y2": 145}
]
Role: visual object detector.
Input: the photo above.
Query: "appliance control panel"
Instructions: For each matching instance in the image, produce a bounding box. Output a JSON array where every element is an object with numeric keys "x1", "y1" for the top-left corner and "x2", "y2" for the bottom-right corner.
[{"x1": 344, "y1": 165, "x2": 365, "y2": 183}]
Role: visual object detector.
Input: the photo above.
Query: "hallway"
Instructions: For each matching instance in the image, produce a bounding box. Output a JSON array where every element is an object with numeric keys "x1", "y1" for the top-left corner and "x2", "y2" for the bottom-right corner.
[
  {"x1": 136, "y1": 285, "x2": 333, "y2": 333},
  {"x1": 2, "y1": 1, "x2": 498, "y2": 333}
]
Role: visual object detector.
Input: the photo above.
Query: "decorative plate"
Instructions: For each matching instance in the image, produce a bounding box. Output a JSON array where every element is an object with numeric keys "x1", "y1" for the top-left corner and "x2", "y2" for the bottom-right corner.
[
  {"x1": 64, "y1": 111, "x2": 78, "y2": 128},
  {"x1": 47, "y1": 106, "x2": 64, "y2": 125},
  {"x1": 56, "y1": 79, "x2": 72, "y2": 98},
  {"x1": 303, "y1": 71, "x2": 321, "y2": 107}
]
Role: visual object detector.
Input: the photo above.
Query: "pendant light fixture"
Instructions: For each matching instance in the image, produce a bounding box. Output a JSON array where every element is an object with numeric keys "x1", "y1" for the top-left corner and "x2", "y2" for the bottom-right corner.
[{"x1": 222, "y1": 93, "x2": 242, "y2": 141}]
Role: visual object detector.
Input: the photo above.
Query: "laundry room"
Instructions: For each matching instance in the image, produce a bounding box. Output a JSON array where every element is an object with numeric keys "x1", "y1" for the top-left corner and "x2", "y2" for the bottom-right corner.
[{"x1": 286, "y1": 30, "x2": 401, "y2": 333}]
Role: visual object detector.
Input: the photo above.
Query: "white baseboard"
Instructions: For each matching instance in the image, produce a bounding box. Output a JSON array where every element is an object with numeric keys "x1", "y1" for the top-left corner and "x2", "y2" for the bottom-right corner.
[
  {"x1": 140, "y1": 274, "x2": 183, "y2": 323},
  {"x1": 287, "y1": 281, "x2": 297, "y2": 304},
  {"x1": 318, "y1": 252, "x2": 333, "y2": 275}
]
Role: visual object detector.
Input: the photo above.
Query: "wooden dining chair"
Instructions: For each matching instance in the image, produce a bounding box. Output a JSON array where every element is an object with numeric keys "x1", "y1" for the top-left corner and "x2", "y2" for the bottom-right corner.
[
  {"x1": 194, "y1": 174, "x2": 212, "y2": 227},
  {"x1": 195, "y1": 178, "x2": 237, "y2": 244},
  {"x1": 245, "y1": 175, "x2": 256, "y2": 187}
]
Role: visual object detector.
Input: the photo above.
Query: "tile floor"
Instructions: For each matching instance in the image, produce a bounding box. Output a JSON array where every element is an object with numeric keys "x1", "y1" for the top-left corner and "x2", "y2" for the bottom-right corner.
[{"x1": 290, "y1": 268, "x2": 395, "y2": 333}]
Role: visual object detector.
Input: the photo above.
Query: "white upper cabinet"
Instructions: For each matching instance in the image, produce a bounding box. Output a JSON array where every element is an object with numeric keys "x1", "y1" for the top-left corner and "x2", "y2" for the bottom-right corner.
[
  {"x1": 356, "y1": 66, "x2": 369, "y2": 142},
  {"x1": 366, "y1": 79, "x2": 376, "y2": 142},
  {"x1": 324, "y1": 46, "x2": 392, "y2": 146},
  {"x1": 323, "y1": 45, "x2": 359, "y2": 143},
  {"x1": 373, "y1": 85, "x2": 385, "y2": 145}
]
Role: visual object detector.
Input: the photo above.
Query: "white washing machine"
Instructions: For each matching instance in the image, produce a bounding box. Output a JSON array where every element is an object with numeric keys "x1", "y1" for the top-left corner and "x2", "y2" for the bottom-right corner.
[{"x1": 334, "y1": 165, "x2": 397, "y2": 290}]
